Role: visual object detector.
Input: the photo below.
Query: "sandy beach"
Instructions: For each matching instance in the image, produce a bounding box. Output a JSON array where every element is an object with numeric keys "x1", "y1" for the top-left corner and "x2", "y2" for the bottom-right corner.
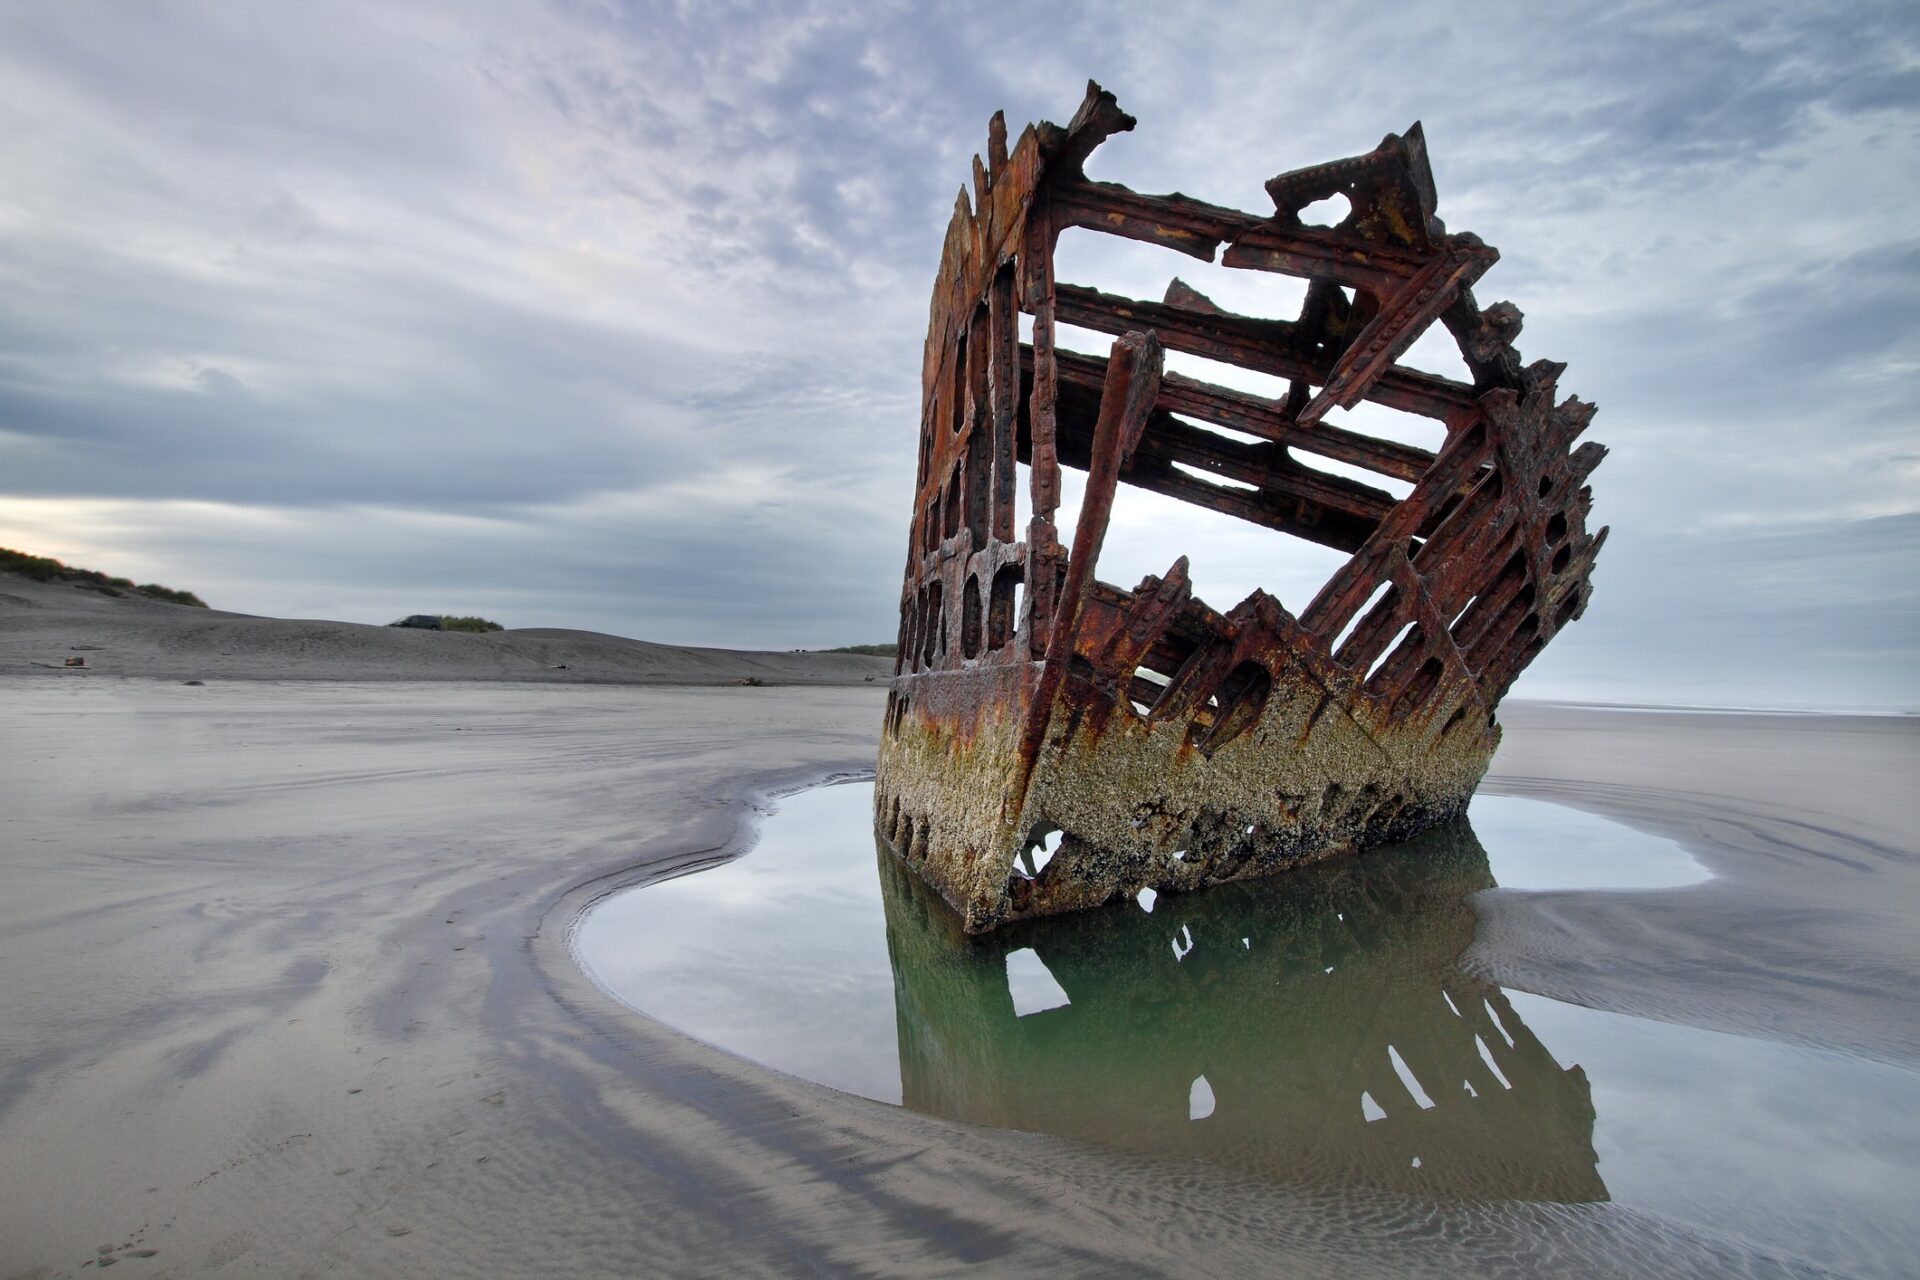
[{"x1": 2, "y1": 579, "x2": 1916, "y2": 1277}]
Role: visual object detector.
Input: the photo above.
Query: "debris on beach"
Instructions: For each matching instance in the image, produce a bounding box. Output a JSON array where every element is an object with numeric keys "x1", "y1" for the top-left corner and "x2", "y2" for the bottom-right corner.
[{"x1": 875, "y1": 83, "x2": 1606, "y2": 933}]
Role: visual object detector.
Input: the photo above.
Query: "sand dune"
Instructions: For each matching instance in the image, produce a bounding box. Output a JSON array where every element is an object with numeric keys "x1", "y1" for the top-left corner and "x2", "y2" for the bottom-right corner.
[{"x1": 0, "y1": 570, "x2": 892, "y2": 685}]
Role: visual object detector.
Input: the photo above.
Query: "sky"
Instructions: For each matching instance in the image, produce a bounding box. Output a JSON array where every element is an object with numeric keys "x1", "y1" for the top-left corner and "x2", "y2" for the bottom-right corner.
[{"x1": 1, "y1": 0, "x2": 1915, "y2": 708}]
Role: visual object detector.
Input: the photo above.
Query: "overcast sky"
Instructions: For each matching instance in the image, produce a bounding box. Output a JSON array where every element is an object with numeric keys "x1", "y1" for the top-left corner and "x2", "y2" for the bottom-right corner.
[{"x1": 2, "y1": 1, "x2": 1914, "y2": 707}]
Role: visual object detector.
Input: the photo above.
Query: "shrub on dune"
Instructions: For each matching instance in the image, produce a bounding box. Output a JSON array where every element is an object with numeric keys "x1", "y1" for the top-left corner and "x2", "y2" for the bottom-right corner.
[{"x1": 1, "y1": 546, "x2": 207, "y2": 607}]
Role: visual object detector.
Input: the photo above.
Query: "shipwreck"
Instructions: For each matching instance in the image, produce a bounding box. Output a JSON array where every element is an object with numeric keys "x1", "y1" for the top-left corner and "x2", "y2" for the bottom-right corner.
[{"x1": 875, "y1": 83, "x2": 1606, "y2": 933}]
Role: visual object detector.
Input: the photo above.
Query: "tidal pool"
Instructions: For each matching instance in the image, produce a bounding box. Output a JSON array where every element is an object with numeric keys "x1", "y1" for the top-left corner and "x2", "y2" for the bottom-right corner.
[{"x1": 576, "y1": 781, "x2": 1919, "y2": 1272}]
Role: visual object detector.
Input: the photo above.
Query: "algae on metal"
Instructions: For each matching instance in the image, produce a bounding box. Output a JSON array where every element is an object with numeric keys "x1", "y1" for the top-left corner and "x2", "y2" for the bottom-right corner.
[{"x1": 876, "y1": 83, "x2": 1606, "y2": 933}]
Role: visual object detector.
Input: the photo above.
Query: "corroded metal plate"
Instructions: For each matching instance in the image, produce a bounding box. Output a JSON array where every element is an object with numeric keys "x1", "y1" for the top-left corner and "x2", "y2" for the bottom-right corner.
[{"x1": 877, "y1": 83, "x2": 1605, "y2": 933}]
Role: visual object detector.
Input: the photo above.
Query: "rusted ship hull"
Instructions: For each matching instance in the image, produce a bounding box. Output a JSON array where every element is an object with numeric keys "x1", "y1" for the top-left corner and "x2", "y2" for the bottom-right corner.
[{"x1": 877, "y1": 84, "x2": 1604, "y2": 934}]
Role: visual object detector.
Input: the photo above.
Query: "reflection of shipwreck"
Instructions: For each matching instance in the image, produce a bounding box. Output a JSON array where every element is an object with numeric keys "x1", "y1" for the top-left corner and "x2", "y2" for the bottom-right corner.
[
  {"x1": 877, "y1": 821, "x2": 1605, "y2": 1201},
  {"x1": 875, "y1": 83, "x2": 1606, "y2": 933}
]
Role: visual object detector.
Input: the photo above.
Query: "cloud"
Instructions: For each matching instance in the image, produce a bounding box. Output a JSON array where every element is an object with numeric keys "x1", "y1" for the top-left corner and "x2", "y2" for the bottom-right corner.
[
  {"x1": 1534, "y1": 512, "x2": 1920, "y2": 707},
  {"x1": 0, "y1": 0, "x2": 1914, "y2": 702}
]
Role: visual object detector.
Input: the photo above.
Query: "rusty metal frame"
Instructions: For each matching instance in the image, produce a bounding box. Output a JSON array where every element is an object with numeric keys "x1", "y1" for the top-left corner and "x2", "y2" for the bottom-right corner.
[{"x1": 875, "y1": 83, "x2": 1606, "y2": 933}]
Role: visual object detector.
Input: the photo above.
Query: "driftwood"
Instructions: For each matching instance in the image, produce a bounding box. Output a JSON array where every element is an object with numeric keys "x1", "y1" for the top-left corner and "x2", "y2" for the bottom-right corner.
[{"x1": 876, "y1": 83, "x2": 1606, "y2": 933}]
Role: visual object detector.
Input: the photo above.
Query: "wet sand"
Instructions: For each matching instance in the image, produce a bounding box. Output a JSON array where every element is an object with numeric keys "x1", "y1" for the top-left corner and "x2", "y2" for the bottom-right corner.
[{"x1": 1, "y1": 676, "x2": 1914, "y2": 1277}]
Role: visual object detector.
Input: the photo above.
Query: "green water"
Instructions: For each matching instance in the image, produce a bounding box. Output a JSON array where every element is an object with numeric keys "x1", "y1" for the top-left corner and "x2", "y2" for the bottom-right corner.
[
  {"x1": 577, "y1": 782, "x2": 1919, "y2": 1271},
  {"x1": 875, "y1": 811, "x2": 1605, "y2": 1200}
]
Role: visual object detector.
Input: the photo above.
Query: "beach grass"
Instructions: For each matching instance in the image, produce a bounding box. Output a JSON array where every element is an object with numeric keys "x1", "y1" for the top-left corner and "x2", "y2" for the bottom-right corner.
[{"x1": 0, "y1": 545, "x2": 207, "y2": 607}]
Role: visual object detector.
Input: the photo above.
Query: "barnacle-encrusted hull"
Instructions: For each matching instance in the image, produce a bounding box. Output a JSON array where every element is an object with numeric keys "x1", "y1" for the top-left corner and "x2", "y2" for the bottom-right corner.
[{"x1": 878, "y1": 84, "x2": 1605, "y2": 933}]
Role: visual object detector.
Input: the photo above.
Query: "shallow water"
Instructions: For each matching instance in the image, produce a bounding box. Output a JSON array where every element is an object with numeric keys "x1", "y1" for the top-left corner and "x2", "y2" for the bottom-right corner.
[{"x1": 577, "y1": 780, "x2": 1919, "y2": 1273}]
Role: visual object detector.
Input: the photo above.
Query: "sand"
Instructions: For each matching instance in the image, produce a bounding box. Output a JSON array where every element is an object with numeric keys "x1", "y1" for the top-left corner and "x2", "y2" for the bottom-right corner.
[
  {"x1": 0, "y1": 571, "x2": 893, "y2": 686},
  {"x1": 1, "y1": 589, "x2": 1915, "y2": 1277}
]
